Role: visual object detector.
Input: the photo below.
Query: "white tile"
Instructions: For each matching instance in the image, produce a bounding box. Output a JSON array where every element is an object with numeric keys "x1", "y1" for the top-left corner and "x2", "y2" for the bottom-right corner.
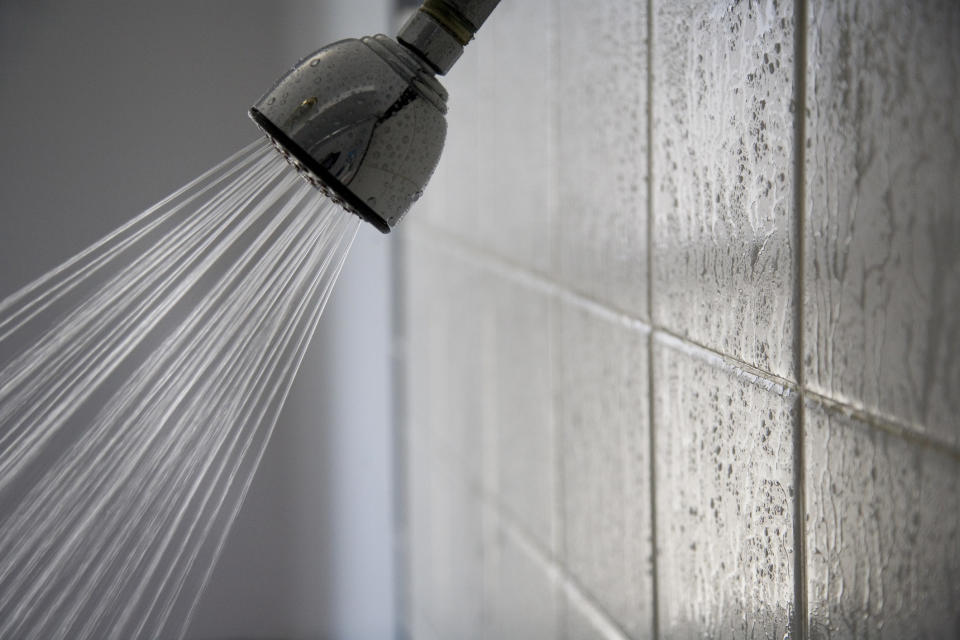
[
  {"x1": 557, "y1": 299, "x2": 653, "y2": 639},
  {"x1": 406, "y1": 428, "x2": 486, "y2": 640},
  {"x1": 556, "y1": 0, "x2": 648, "y2": 318},
  {"x1": 474, "y1": 0, "x2": 554, "y2": 274},
  {"x1": 805, "y1": 399, "x2": 960, "y2": 639},
  {"x1": 484, "y1": 520, "x2": 559, "y2": 640},
  {"x1": 654, "y1": 334, "x2": 797, "y2": 638},
  {"x1": 804, "y1": 0, "x2": 960, "y2": 446},
  {"x1": 653, "y1": 0, "x2": 797, "y2": 379},
  {"x1": 486, "y1": 276, "x2": 556, "y2": 551}
]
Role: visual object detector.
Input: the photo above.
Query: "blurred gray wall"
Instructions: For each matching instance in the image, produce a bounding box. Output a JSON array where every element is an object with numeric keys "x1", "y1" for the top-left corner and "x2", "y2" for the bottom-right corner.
[{"x1": 0, "y1": 2, "x2": 394, "y2": 638}]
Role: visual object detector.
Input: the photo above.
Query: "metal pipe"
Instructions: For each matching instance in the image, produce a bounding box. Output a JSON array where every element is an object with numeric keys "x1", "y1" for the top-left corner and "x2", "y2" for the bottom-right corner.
[{"x1": 397, "y1": 0, "x2": 502, "y2": 74}]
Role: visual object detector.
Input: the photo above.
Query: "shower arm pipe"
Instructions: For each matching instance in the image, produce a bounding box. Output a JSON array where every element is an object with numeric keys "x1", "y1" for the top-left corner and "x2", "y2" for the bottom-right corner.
[{"x1": 397, "y1": 0, "x2": 501, "y2": 74}]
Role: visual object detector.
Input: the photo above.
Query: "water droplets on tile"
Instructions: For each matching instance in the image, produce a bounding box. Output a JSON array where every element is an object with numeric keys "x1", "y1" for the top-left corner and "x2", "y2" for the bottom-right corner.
[
  {"x1": 654, "y1": 334, "x2": 797, "y2": 638},
  {"x1": 653, "y1": 0, "x2": 797, "y2": 380},
  {"x1": 805, "y1": 397, "x2": 960, "y2": 638},
  {"x1": 804, "y1": 0, "x2": 960, "y2": 446}
]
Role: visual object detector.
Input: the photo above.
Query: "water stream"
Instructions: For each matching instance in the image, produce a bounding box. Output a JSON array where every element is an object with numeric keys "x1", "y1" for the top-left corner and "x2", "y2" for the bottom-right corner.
[{"x1": 0, "y1": 138, "x2": 359, "y2": 639}]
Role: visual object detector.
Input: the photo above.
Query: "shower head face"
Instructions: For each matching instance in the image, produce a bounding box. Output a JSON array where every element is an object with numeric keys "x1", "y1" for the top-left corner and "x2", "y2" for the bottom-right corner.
[{"x1": 250, "y1": 36, "x2": 448, "y2": 232}]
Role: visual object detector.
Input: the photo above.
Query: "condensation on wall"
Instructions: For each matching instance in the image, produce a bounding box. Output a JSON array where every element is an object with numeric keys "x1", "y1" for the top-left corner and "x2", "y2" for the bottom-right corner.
[{"x1": 396, "y1": 0, "x2": 960, "y2": 638}]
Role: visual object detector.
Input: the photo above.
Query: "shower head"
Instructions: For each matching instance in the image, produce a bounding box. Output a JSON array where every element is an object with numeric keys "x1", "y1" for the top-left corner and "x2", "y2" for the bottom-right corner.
[
  {"x1": 249, "y1": 36, "x2": 446, "y2": 233},
  {"x1": 250, "y1": 0, "x2": 501, "y2": 233}
]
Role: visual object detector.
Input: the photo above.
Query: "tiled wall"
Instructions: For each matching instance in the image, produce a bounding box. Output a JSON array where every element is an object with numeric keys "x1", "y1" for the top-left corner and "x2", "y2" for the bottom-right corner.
[{"x1": 397, "y1": 0, "x2": 960, "y2": 638}]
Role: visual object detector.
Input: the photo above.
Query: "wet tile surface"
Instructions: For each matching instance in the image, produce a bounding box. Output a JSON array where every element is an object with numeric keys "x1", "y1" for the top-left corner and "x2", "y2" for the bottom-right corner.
[
  {"x1": 404, "y1": 236, "x2": 487, "y2": 481},
  {"x1": 475, "y1": 0, "x2": 554, "y2": 274},
  {"x1": 654, "y1": 334, "x2": 797, "y2": 639},
  {"x1": 804, "y1": 0, "x2": 960, "y2": 446},
  {"x1": 652, "y1": 0, "x2": 796, "y2": 379},
  {"x1": 556, "y1": 0, "x2": 648, "y2": 318},
  {"x1": 484, "y1": 520, "x2": 559, "y2": 640},
  {"x1": 485, "y1": 276, "x2": 556, "y2": 551},
  {"x1": 563, "y1": 588, "x2": 633, "y2": 640},
  {"x1": 805, "y1": 399, "x2": 960, "y2": 639},
  {"x1": 407, "y1": 429, "x2": 485, "y2": 640},
  {"x1": 402, "y1": 1, "x2": 960, "y2": 637},
  {"x1": 405, "y1": 234, "x2": 556, "y2": 551},
  {"x1": 557, "y1": 300, "x2": 653, "y2": 639}
]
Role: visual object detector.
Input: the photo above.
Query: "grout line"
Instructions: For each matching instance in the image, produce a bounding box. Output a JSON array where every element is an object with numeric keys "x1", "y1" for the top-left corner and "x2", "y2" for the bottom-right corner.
[
  {"x1": 654, "y1": 331, "x2": 796, "y2": 396},
  {"x1": 645, "y1": 0, "x2": 659, "y2": 638},
  {"x1": 547, "y1": 0, "x2": 560, "y2": 286},
  {"x1": 791, "y1": 0, "x2": 810, "y2": 636},
  {"x1": 546, "y1": 5, "x2": 568, "y2": 635},
  {"x1": 411, "y1": 222, "x2": 652, "y2": 333},
  {"x1": 551, "y1": 293, "x2": 567, "y2": 635},
  {"x1": 420, "y1": 429, "x2": 635, "y2": 640},
  {"x1": 559, "y1": 573, "x2": 635, "y2": 640},
  {"x1": 803, "y1": 391, "x2": 960, "y2": 463},
  {"x1": 646, "y1": 338, "x2": 659, "y2": 640},
  {"x1": 468, "y1": 468, "x2": 636, "y2": 640},
  {"x1": 408, "y1": 221, "x2": 960, "y2": 462},
  {"x1": 495, "y1": 506, "x2": 634, "y2": 640}
]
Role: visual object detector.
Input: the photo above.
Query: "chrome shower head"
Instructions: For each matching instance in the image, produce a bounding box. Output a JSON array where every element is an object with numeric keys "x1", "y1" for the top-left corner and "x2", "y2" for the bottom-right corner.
[
  {"x1": 250, "y1": 36, "x2": 447, "y2": 233},
  {"x1": 250, "y1": 0, "x2": 501, "y2": 233}
]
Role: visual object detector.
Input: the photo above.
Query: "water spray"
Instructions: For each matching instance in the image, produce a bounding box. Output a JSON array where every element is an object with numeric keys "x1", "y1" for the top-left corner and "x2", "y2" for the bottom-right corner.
[{"x1": 0, "y1": 4, "x2": 504, "y2": 637}]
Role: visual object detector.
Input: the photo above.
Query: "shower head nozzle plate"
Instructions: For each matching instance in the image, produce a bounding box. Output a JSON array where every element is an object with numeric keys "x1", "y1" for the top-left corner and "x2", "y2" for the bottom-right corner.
[{"x1": 250, "y1": 107, "x2": 391, "y2": 233}]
